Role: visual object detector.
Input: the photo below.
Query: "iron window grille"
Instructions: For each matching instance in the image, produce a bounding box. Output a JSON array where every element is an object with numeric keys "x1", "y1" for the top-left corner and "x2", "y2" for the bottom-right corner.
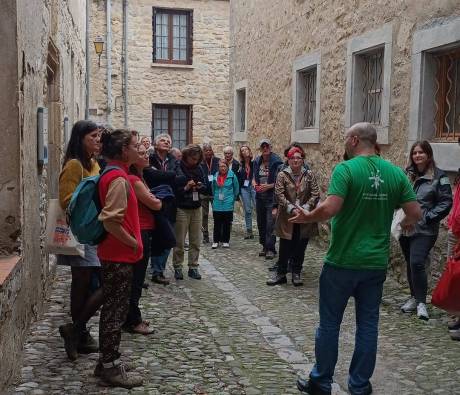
[
  {"x1": 236, "y1": 88, "x2": 246, "y2": 133},
  {"x1": 360, "y1": 49, "x2": 383, "y2": 125},
  {"x1": 434, "y1": 49, "x2": 460, "y2": 141},
  {"x1": 152, "y1": 104, "x2": 192, "y2": 149},
  {"x1": 299, "y1": 68, "x2": 317, "y2": 128},
  {"x1": 152, "y1": 8, "x2": 193, "y2": 65}
]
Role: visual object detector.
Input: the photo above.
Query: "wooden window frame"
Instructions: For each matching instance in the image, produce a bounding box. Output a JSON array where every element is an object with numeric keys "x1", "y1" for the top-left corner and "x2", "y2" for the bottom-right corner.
[
  {"x1": 151, "y1": 104, "x2": 193, "y2": 147},
  {"x1": 152, "y1": 7, "x2": 193, "y2": 65},
  {"x1": 434, "y1": 49, "x2": 460, "y2": 142}
]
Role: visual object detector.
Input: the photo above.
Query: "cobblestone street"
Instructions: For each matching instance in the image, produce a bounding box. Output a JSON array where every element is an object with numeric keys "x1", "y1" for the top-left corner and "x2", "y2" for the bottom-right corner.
[{"x1": 7, "y1": 224, "x2": 460, "y2": 395}]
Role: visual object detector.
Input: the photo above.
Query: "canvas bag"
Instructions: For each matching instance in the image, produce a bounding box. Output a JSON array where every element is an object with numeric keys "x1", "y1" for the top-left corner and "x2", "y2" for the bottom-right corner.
[{"x1": 45, "y1": 199, "x2": 85, "y2": 256}]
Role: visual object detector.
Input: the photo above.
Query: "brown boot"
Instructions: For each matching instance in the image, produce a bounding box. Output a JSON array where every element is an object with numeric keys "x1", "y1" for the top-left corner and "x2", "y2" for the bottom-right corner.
[
  {"x1": 99, "y1": 362, "x2": 143, "y2": 388},
  {"x1": 94, "y1": 360, "x2": 135, "y2": 377}
]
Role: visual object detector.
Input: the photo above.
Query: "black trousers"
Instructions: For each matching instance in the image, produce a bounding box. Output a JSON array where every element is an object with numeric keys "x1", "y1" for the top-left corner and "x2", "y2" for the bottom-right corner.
[
  {"x1": 125, "y1": 229, "x2": 151, "y2": 327},
  {"x1": 255, "y1": 197, "x2": 276, "y2": 253},
  {"x1": 213, "y1": 211, "x2": 233, "y2": 243},
  {"x1": 399, "y1": 234, "x2": 437, "y2": 304},
  {"x1": 277, "y1": 224, "x2": 309, "y2": 275}
]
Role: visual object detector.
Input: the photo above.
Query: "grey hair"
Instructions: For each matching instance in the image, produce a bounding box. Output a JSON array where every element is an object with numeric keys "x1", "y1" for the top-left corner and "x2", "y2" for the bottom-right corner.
[
  {"x1": 223, "y1": 145, "x2": 233, "y2": 153},
  {"x1": 202, "y1": 143, "x2": 213, "y2": 150},
  {"x1": 348, "y1": 122, "x2": 377, "y2": 147},
  {"x1": 153, "y1": 133, "x2": 172, "y2": 144}
]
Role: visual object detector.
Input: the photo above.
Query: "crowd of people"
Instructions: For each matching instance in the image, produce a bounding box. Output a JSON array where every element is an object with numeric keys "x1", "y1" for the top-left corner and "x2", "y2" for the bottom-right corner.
[{"x1": 54, "y1": 119, "x2": 459, "y2": 392}]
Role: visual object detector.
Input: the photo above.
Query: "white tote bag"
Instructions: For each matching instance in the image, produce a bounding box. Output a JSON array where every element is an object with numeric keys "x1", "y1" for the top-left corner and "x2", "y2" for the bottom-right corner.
[
  {"x1": 390, "y1": 208, "x2": 405, "y2": 241},
  {"x1": 45, "y1": 199, "x2": 85, "y2": 257}
]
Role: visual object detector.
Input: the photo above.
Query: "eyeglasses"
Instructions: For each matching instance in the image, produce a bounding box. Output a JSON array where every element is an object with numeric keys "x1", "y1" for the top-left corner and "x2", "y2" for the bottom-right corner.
[{"x1": 289, "y1": 157, "x2": 303, "y2": 161}]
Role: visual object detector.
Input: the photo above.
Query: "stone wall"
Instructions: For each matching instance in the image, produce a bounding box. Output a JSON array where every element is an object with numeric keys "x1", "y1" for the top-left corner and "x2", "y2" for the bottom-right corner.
[
  {"x1": 0, "y1": 0, "x2": 87, "y2": 390},
  {"x1": 230, "y1": 0, "x2": 460, "y2": 281},
  {"x1": 89, "y1": 0, "x2": 230, "y2": 153},
  {"x1": 230, "y1": 0, "x2": 460, "y2": 191}
]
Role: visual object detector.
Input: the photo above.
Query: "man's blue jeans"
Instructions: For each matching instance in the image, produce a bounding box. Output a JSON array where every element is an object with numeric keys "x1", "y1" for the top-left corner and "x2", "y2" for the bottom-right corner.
[
  {"x1": 240, "y1": 186, "x2": 256, "y2": 231},
  {"x1": 309, "y1": 264, "x2": 386, "y2": 394},
  {"x1": 151, "y1": 248, "x2": 171, "y2": 276}
]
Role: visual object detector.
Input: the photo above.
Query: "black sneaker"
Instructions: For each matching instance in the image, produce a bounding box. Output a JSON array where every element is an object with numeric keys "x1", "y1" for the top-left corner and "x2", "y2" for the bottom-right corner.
[
  {"x1": 258, "y1": 249, "x2": 266, "y2": 257},
  {"x1": 265, "y1": 251, "x2": 275, "y2": 260},
  {"x1": 152, "y1": 274, "x2": 170, "y2": 285},
  {"x1": 266, "y1": 274, "x2": 287, "y2": 286},
  {"x1": 174, "y1": 269, "x2": 184, "y2": 280},
  {"x1": 77, "y1": 329, "x2": 99, "y2": 354},
  {"x1": 59, "y1": 323, "x2": 78, "y2": 361},
  {"x1": 349, "y1": 382, "x2": 373, "y2": 395},
  {"x1": 188, "y1": 268, "x2": 202, "y2": 280},
  {"x1": 203, "y1": 235, "x2": 210, "y2": 244},
  {"x1": 292, "y1": 273, "x2": 304, "y2": 287},
  {"x1": 448, "y1": 317, "x2": 460, "y2": 332},
  {"x1": 297, "y1": 378, "x2": 331, "y2": 395}
]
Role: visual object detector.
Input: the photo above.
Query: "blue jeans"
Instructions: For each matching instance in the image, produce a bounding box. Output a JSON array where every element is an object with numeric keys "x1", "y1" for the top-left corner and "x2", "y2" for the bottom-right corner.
[
  {"x1": 151, "y1": 248, "x2": 171, "y2": 276},
  {"x1": 309, "y1": 264, "x2": 386, "y2": 394},
  {"x1": 240, "y1": 186, "x2": 256, "y2": 231},
  {"x1": 255, "y1": 197, "x2": 276, "y2": 253}
]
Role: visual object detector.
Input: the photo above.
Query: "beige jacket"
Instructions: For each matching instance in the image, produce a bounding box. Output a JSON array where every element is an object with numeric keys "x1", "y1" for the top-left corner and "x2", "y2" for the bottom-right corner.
[{"x1": 274, "y1": 166, "x2": 320, "y2": 240}]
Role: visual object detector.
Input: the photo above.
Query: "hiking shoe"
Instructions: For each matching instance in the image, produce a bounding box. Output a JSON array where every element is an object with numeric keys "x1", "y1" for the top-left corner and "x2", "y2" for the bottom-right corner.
[
  {"x1": 59, "y1": 323, "x2": 78, "y2": 361},
  {"x1": 265, "y1": 251, "x2": 275, "y2": 260},
  {"x1": 292, "y1": 273, "x2": 304, "y2": 287},
  {"x1": 448, "y1": 317, "x2": 460, "y2": 332},
  {"x1": 77, "y1": 329, "x2": 99, "y2": 354},
  {"x1": 222, "y1": 242, "x2": 230, "y2": 248},
  {"x1": 212, "y1": 242, "x2": 218, "y2": 249},
  {"x1": 297, "y1": 378, "x2": 331, "y2": 394},
  {"x1": 417, "y1": 303, "x2": 429, "y2": 320},
  {"x1": 266, "y1": 274, "x2": 287, "y2": 286},
  {"x1": 450, "y1": 329, "x2": 460, "y2": 341},
  {"x1": 188, "y1": 268, "x2": 202, "y2": 280},
  {"x1": 400, "y1": 297, "x2": 417, "y2": 313},
  {"x1": 174, "y1": 269, "x2": 184, "y2": 280},
  {"x1": 151, "y1": 274, "x2": 170, "y2": 285},
  {"x1": 94, "y1": 360, "x2": 135, "y2": 377},
  {"x1": 99, "y1": 362, "x2": 143, "y2": 388}
]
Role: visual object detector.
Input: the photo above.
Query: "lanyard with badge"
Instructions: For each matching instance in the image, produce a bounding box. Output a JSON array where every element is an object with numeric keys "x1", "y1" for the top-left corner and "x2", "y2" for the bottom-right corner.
[
  {"x1": 207, "y1": 160, "x2": 213, "y2": 182},
  {"x1": 244, "y1": 164, "x2": 251, "y2": 187}
]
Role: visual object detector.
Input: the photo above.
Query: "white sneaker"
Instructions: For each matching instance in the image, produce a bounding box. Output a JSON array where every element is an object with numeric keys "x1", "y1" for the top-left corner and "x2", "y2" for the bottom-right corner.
[
  {"x1": 211, "y1": 243, "x2": 218, "y2": 249},
  {"x1": 417, "y1": 303, "x2": 429, "y2": 320},
  {"x1": 401, "y1": 297, "x2": 417, "y2": 313},
  {"x1": 222, "y1": 243, "x2": 230, "y2": 248}
]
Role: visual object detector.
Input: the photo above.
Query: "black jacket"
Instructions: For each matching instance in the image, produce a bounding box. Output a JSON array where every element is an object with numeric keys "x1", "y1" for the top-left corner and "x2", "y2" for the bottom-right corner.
[
  {"x1": 149, "y1": 151, "x2": 177, "y2": 172},
  {"x1": 407, "y1": 165, "x2": 453, "y2": 236},
  {"x1": 200, "y1": 156, "x2": 220, "y2": 196},
  {"x1": 175, "y1": 161, "x2": 207, "y2": 209},
  {"x1": 237, "y1": 160, "x2": 254, "y2": 190}
]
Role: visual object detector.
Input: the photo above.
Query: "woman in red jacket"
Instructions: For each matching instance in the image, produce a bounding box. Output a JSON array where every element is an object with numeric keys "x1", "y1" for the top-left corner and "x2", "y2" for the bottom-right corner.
[
  {"x1": 447, "y1": 169, "x2": 460, "y2": 340},
  {"x1": 124, "y1": 143, "x2": 162, "y2": 334},
  {"x1": 95, "y1": 129, "x2": 143, "y2": 388}
]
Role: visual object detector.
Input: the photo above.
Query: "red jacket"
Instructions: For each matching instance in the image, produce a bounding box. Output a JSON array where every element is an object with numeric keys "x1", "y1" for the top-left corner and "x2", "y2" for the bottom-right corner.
[
  {"x1": 448, "y1": 185, "x2": 460, "y2": 238},
  {"x1": 97, "y1": 162, "x2": 143, "y2": 263}
]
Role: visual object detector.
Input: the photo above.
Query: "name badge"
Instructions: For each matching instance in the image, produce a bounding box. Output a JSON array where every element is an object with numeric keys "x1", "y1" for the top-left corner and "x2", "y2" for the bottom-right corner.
[
  {"x1": 208, "y1": 174, "x2": 214, "y2": 182},
  {"x1": 192, "y1": 191, "x2": 199, "y2": 201},
  {"x1": 244, "y1": 180, "x2": 250, "y2": 187},
  {"x1": 218, "y1": 193, "x2": 224, "y2": 201}
]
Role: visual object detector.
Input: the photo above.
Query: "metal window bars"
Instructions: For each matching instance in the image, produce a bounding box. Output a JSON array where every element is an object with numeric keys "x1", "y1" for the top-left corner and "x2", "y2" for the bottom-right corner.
[
  {"x1": 361, "y1": 50, "x2": 383, "y2": 125},
  {"x1": 238, "y1": 89, "x2": 246, "y2": 133},
  {"x1": 434, "y1": 51, "x2": 460, "y2": 141},
  {"x1": 300, "y1": 68, "x2": 316, "y2": 128}
]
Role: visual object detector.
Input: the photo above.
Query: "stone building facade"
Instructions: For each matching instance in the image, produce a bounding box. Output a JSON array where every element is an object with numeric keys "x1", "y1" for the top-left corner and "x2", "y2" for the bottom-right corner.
[
  {"x1": 0, "y1": 0, "x2": 87, "y2": 389},
  {"x1": 230, "y1": 1, "x2": 460, "y2": 189},
  {"x1": 89, "y1": 0, "x2": 230, "y2": 152},
  {"x1": 229, "y1": 1, "x2": 460, "y2": 281}
]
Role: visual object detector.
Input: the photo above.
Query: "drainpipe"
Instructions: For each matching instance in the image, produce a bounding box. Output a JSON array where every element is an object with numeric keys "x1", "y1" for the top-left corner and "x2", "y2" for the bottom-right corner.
[
  {"x1": 85, "y1": 0, "x2": 90, "y2": 119},
  {"x1": 122, "y1": 0, "x2": 128, "y2": 127},
  {"x1": 106, "y1": 0, "x2": 112, "y2": 125}
]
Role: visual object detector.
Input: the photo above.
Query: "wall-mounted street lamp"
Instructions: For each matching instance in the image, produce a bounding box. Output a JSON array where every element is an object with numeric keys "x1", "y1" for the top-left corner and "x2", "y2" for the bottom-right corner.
[{"x1": 93, "y1": 36, "x2": 105, "y2": 67}]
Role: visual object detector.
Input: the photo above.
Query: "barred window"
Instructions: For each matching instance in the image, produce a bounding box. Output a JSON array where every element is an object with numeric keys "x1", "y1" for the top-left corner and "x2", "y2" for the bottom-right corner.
[
  {"x1": 235, "y1": 88, "x2": 246, "y2": 133},
  {"x1": 434, "y1": 49, "x2": 460, "y2": 141},
  {"x1": 297, "y1": 68, "x2": 317, "y2": 129},
  {"x1": 152, "y1": 105, "x2": 192, "y2": 149},
  {"x1": 153, "y1": 8, "x2": 192, "y2": 65},
  {"x1": 361, "y1": 50, "x2": 383, "y2": 124}
]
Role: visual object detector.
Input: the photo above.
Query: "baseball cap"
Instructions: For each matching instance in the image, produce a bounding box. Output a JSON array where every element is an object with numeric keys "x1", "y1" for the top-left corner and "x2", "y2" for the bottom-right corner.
[{"x1": 259, "y1": 138, "x2": 271, "y2": 147}]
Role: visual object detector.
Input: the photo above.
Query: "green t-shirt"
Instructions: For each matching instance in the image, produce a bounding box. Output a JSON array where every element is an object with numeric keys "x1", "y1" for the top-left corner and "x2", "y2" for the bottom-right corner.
[{"x1": 325, "y1": 155, "x2": 416, "y2": 270}]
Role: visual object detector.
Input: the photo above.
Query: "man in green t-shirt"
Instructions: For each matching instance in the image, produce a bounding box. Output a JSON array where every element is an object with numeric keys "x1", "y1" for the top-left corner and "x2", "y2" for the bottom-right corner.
[{"x1": 291, "y1": 123, "x2": 421, "y2": 395}]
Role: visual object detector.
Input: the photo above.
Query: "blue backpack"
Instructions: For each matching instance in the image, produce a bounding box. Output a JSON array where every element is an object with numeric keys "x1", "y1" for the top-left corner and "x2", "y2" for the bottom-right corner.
[{"x1": 67, "y1": 166, "x2": 120, "y2": 245}]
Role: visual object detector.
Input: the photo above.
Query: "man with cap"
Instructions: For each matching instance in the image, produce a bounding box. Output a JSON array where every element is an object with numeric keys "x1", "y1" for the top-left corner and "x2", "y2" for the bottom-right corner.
[{"x1": 253, "y1": 139, "x2": 283, "y2": 260}]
